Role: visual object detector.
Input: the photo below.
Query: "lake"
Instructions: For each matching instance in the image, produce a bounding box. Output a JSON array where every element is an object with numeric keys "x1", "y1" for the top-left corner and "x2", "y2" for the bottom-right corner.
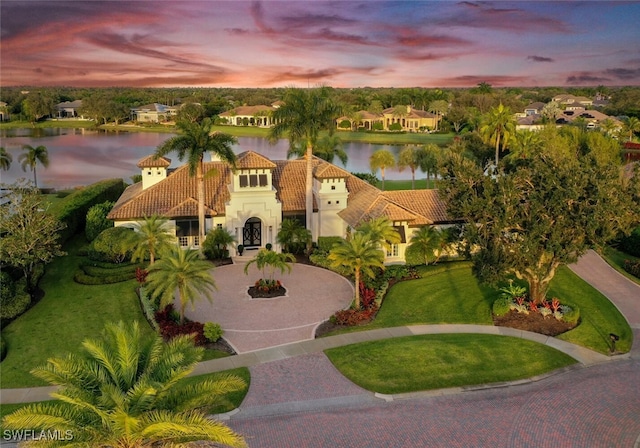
[{"x1": 0, "y1": 128, "x2": 417, "y2": 189}]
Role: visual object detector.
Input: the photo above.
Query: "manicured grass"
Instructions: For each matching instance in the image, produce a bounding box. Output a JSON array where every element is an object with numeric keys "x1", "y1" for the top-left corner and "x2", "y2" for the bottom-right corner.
[
  {"x1": 0, "y1": 120, "x2": 96, "y2": 129},
  {"x1": 551, "y1": 267, "x2": 632, "y2": 354},
  {"x1": 325, "y1": 334, "x2": 577, "y2": 394},
  {"x1": 0, "y1": 235, "x2": 156, "y2": 388},
  {"x1": 601, "y1": 246, "x2": 640, "y2": 286},
  {"x1": 335, "y1": 130, "x2": 454, "y2": 146}
]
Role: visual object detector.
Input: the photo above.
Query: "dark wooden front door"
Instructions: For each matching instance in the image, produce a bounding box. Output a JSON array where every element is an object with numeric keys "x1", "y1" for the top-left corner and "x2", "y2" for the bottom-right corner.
[{"x1": 243, "y1": 217, "x2": 261, "y2": 247}]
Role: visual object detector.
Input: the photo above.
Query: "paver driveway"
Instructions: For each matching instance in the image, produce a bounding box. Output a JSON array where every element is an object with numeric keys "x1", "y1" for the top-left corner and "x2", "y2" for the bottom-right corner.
[{"x1": 183, "y1": 262, "x2": 354, "y2": 353}]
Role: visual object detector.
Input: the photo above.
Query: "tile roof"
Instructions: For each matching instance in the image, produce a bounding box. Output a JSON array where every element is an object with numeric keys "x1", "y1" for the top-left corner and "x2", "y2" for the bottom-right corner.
[
  {"x1": 109, "y1": 153, "x2": 452, "y2": 228},
  {"x1": 137, "y1": 155, "x2": 171, "y2": 168},
  {"x1": 219, "y1": 105, "x2": 275, "y2": 116},
  {"x1": 236, "y1": 151, "x2": 277, "y2": 169}
]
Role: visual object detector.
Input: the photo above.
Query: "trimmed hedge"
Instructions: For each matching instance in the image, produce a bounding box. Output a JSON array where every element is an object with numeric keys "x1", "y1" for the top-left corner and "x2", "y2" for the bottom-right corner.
[
  {"x1": 492, "y1": 297, "x2": 511, "y2": 316},
  {"x1": 55, "y1": 179, "x2": 125, "y2": 242},
  {"x1": 619, "y1": 226, "x2": 640, "y2": 257},
  {"x1": 0, "y1": 277, "x2": 31, "y2": 320},
  {"x1": 137, "y1": 287, "x2": 159, "y2": 331},
  {"x1": 623, "y1": 259, "x2": 640, "y2": 278},
  {"x1": 85, "y1": 201, "x2": 115, "y2": 242},
  {"x1": 317, "y1": 236, "x2": 343, "y2": 253},
  {"x1": 88, "y1": 227, "x2": 133, "y2": 263}
]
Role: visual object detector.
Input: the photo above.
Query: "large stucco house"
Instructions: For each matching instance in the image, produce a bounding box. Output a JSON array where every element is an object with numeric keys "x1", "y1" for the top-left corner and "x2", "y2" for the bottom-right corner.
[
  {"x1": 337, "y1": 106, "x2": 440, "y2": 132},
  {"x1": 131, "y1": 103, "x2": 180, "y2": 123},
  {"x1": 107, "y1": 150, "x2": 452, "y2": 263},
  {"x1": 218, "y1": 104, "x2": 280, "y2": 127}
]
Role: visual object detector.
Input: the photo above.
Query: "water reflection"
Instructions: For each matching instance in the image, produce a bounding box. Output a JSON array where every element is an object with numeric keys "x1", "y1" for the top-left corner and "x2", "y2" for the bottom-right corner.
[{"x1": 0, "y1": 129, "x2": 414, "y2": 189}]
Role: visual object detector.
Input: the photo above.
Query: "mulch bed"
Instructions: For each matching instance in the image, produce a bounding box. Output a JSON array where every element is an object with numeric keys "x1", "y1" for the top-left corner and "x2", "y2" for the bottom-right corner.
[
  {"x1": 315, "y1": 320, "x2": 347, "y2": 338},
  {"x1": 493, "y1": 310, "x2": 578, "y2": 336},
  {"x1": 211, "y1": 258, "x2": 233, "y2": 267},
  {"x1": 248, "y1": 286, "x2": 287, "y2": 299},
  {"x1": 205, "y1": 338, "x2": 236, "y2": 355}
]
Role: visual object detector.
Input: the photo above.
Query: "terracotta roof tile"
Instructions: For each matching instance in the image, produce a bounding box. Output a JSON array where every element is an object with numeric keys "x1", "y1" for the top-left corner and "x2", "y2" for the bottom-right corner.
[
  {"x1": 273, "y1": 159, "x2": 317, "y2": 211},
  {"x1": 382, "y1": 190, "x2": 450, "y2": 224},
  {"x1": 236, "y1": 151, "x2": 277, "y2": 169},
  {"x1": 137, "y1": 155, "x2": 171, "y2": 168}
]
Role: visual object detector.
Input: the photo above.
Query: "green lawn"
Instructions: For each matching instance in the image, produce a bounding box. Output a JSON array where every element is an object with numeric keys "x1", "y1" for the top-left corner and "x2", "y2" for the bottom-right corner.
[
  {"x1": 0, "y1": 235, "x2": 156, "y2": 388},
  {"x1": 321, "y1": 262, "x2": 631, "y2": 355},
  {"x1": 601, "y1": 246, "x2": 640, "y2": 286},
  {"x1": 0, "y1": 120, "x2": 96, "y2": 130},
  {"x1": 376, "y1": 178, "x2": 438, "y2": 190},
  {"x1": 325, "y1": 334, "x2": 577, "y2": 394}
]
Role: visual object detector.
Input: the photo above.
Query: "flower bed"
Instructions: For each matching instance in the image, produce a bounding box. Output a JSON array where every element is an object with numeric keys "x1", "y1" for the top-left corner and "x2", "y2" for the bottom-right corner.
[{"x1": 248, "y1": 279, "x2": 286, "y2": 298}]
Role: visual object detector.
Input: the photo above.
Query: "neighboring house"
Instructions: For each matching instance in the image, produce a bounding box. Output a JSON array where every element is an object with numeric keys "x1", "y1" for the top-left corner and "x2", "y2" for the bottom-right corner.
[
  {"x1": 336, "y1": 110, "x2": 384, "y2": 131},
  {"x1": 556, "y1": 107, "x2": 622, "y2": 130},
  {"x1": 523, "y1": 102, "x2": 545, "y2": 116},
  {"x1": 55, "y1": 100, "x2": 84, "y2": 119},
  {"x1": 107, "y1": 150, "x2": 454, "y2": 263},
  {"x1": 552, "y1": 94, "x2": 593, "y2": 107},
  {"x1": 131, "y1": 103, "x2": 179, "y2": 123},
  {"x1": 218, "y1": 104, "x2": 279, "y2": 127},
  {"x1": 381, "y1": 106, "x2": 439, "y2": 132}
]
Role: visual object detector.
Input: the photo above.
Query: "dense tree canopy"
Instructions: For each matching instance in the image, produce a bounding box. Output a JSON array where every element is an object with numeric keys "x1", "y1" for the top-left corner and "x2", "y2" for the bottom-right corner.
[{"x1": 439, "y1": 136, "x2": 640, "y2": 303}]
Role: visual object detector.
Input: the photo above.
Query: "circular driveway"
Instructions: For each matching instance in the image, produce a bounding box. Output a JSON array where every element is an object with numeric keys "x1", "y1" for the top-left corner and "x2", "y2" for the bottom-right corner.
[{"x1": 184, "y1": 261, "x2": 354, "y2": 353}]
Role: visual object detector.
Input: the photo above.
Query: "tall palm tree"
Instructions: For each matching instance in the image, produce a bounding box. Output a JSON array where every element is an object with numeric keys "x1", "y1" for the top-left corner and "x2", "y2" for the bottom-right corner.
[
  {"x1": 480, "y1": 103, "x2": 516, "y2": 167},
  {"x1": 2, "y1": 321, "x2": 247, "y2": 447},
  {"x1": 269, "y1": 87, "x2": 341, "y2": 235},
  {"x1": 277, "y1": 218, "x2": 312, "y2": 254},
  {"x1": 328, "y1": 232, "x2": 385, "y2": 309},
  {"x1": 19, "y1": 144, "x2": 49, "y2": 187},
  {"x1": 508, "y1": 130, "x2": 543, "y2": 159},
  {"x1": 406, "y1": 225, "x2": 442, "y2": 265},
  {"x1": 155, "y1": 118, "x2": 237, "y2": 246},
  {"x1": 397, "y1": 146, "x2": 423, "y2": 189},
  {"x1": 288, "y1": 135, "x2": 348, "y2": 166},
  {"x1": 244, "y1": 248, "x2": 296, "y2": 282},
  {"x1": 127, "y1": 214, "x2": 174, "y2": 265},
  {"x1": 147, "y1": 246, "x2": 216, "y2": 325},
  {"x1": 623, "y1": 116, "x2": 640, "y2": 141},
  {"x1": 428, "y1": 99, "x2": 449, "y2": 131},
  {"x1": 0, "y1": 146, "x2": 12, "y2": 171},
  {"x1": 369, "y1": 149, "x2": 396, "y2": 190},
  {"x1": 356, "y1": 216, "x2": 401, "y2": 251},
  {"x1": 420, "y1": 143, "x2": 440, "y2": 188}
]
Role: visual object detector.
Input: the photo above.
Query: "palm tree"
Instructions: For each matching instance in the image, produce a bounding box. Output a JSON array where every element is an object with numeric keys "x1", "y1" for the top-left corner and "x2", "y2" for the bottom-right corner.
[
  {"x1": 356, "y1": 216, "x2": 401, "y2": 251},
  {"x1": 397, "y1": 146, "x2": 423, "y2": 189},
  {"x1": 420, "y1": 143, "x2": 440, "y2": 188},
  {"x1": 147, "y1": 246, "x2": 216, "y2": 325},
  {"x1": 277, "y1": 218, "x2": 312, "y2": 254},
  {"x1": 19, "y1": 144, "x2": 49, "y2": 187},
  {"x1": 2, "y1": 321, "x2": 247, "y2": 447},
  {"x1": 406, "y1": 226, "x2": 442, "y2": 265},
  {"x1": 328, "y1": 232, "x2": 385, "y2": 309},
  {"x1": 508, "y1": 130, "x2": 543, "y2": 159},
  {"x1": 369, "y1": 149, "x2": 396, "y2": 190},
  {"x1": 0, "y1": 147, "x2": 12, "y2": 171},
  {"x1": 269, "y1": 87, "x2": 341, "y2": 235},
  {"x1": 127, "y1": 214, "x2": 174, "y2": 265},
  {"x1": 623, "y1": 116, "x2": 640, "y2": 141},
  {"x1": 155, "y1": 118, "x2": 237, "y2": 246},
  {"x1": 598, "y1": 118, "x2": 617, "y2": 136},
  {"x1": 315, "y1": 135, "x2": 348, "y2": 166},
  {"x1": 244, "y1": 248, "x2": 296, "y2": 282},
  {"x1": 428, "y1": 99, "x2": 449, "y2": 131},
  {"x1": 480, "y1": 103, "x2": 516, "y2": 166},
  {"x1": 203, "y1": 226, "x2": 237, "y2": 259}
]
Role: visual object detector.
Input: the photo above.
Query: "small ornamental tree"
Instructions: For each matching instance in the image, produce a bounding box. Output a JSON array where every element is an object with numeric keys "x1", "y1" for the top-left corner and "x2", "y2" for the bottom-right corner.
[
  {"x1": 439, "y1": 143, "x2": 640, "y2": 304},
  {"x1": 0, "y1": 181, "x2": 66, "y2": 292}
]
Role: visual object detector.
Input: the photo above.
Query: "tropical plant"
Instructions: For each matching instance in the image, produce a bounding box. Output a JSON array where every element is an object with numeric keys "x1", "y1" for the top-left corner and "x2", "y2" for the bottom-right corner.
[
  {"x1": 406, "y1": 226, "x2": 442, "y2": 265},
  {"x1": 623, "y1": 116, "x2": 640, "y2": 141},
  {"x1": 155, "y1": 118, "x2": 237, "y2": 246},
  {"x1": 18, "y1": 144, "x2": 49, "y2": 187},
  {"x1": 269, "y1": 87, "x2": 341, "y2": 233},
  {"x1": 428, "y1": 99, "x2": 449, "y2": 131},
  {"x1": 203, "y1": 226, "x2": 237, "y2": 260},
  {"x1": 0, "y1": 146, "x2": 12, "y2": 171},
  {"x1": 127, "y1": 214, "x2": 174, "y2": 265},
  {"x1": 369, "y1": 149, "x2": 396, "y2": 190},
  {"x1": 508, "y1": 130, "x2": 543, "y2": 160},
  {"x1": 480, "y1": 103, "x2": 516, "y2": 167},
  {"x1": 356, "y1": 216, "x2": 401, "y2": 251},
  {"x1": 85, "y1": 200, "x2": 115, "y2": 242},
  {"x1": 147, "y1": 246, "x2": 217, "y2": 324},
  {"x1": 420, "y1": 143, "x2": 440, "y2": 188},
  {"x1": 244, "y1": 248, "x2": 296, "y2": 282},
  {"x1": 277, "y1": 218, "x2": 312, "y2": 254},
  {"x1": 2, "y1": 321, "x2": 247, "y2": 447},
  {"x1": 314, "y1": 134, "x2": 348, "y2": 165},
  {"x1": 397, "y1": 146, "x2": 423, "y2": 190},
  {"x1": 328, "y1": 232, "x2": 385, "y2": 309}
]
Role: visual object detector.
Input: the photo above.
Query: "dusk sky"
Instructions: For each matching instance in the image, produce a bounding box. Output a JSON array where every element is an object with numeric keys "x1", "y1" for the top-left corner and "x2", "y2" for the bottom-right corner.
[{"x1": 2, "y1": 1, "x2": 639, "y2": 88}]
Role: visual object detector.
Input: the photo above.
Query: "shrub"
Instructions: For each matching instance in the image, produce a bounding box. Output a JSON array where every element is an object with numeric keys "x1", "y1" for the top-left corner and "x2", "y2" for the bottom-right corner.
[
  {"x1": 563, "y1": 307, "x2": 581, "y2": 325},
  {"x1": 0, "y1": 277, "x2": 31, "y2": 320},
  {"x1": 492, "y1": 297, "x2": 511, "y2": 316},
  {"x1": 154, "y1": 305, "x2": 206, "y2": 345},
  {"x1": 338, "y1": 119, "x2": 351, "y2": 129},
  {"x1": 0, "y1": 271, "x2": 16, "y2": 300},
  {"x1": 202, "y1": 227, "x2": 236, "y2": 260},
  {"x1": 85, "y1": 201, "x2": 115, "y2": 242},
  {"x1": 203, "y1": 322, "x2": 224, "y2": 343},
  {"x1": 389, "y1": 122, "x2": 402, "y2": 131},
  {"x1": 619, "y1": 226, "x2": 640, "y2": 257},
  {"x1": 309, "y1": 252, "x2": 351, "y2": 277},
  {"x1": 55, "y1": 179, "x2": 125, "y2": 242},
  {"x1": 89, "y1": 227, "x2": 133, "y2": 263},
  {"x1": 137, "y1": 287, "x2": 159, "y2": 331},
  {"x1": 623, "y1": 259, "x2": 640, "y2": 278},
  {"x1": 351, "y1": 172, "x2": 379, "y2": 186},
  {"x1": 331, "y1": 306, "x2": 378, "y2": 326},
  {"x1": 372, "y1": 122, "x2": 384, "y2": 131},
  {"x1": 317, "y1": 236, "x2": 342, "y2": 253}
]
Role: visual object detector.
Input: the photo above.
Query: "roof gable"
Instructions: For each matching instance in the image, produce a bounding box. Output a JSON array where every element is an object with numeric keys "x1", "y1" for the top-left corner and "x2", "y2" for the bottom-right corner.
[{"x1": 236, "y1": 151, "x2": 277, "y2": 169}]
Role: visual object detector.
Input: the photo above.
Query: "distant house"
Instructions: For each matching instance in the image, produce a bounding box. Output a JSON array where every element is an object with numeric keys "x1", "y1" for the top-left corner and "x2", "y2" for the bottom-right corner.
[
  {"x1": 336, "y1": 110, "x2": 384, "y2": 130},
  {"x1": 55, "y1": 100, "x2": 84, "y2": 119},
  {"x1": 131, "y1": 103, "x2": 179, "y2": 123},
  {"x1": 218, "y1": 103, "x2": 280, "y2": 127},
  {"x1": 623, "y1": 142, "x2": 640, "y2": 163},
  {"x1": 107, "y1": 150, "x2": 454, "y2": 263},
  {"x1": 381, "y1": 106, "x2": 439, "y2": 132},
  {"x1": 556, "y1": 107, "x2": 622, "y2": 130},
  {"x1": 552, "y1": 94, "x2": 593, "y2": 107},
  {"x1": 0, "y1": 102, "x2": 9, "y2": 121}
]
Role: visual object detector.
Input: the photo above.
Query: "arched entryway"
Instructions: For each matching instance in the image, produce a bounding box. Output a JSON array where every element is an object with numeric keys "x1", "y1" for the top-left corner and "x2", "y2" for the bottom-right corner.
[{"x1": 243, "y1": 217, "x2": 262, "y2": 248}]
